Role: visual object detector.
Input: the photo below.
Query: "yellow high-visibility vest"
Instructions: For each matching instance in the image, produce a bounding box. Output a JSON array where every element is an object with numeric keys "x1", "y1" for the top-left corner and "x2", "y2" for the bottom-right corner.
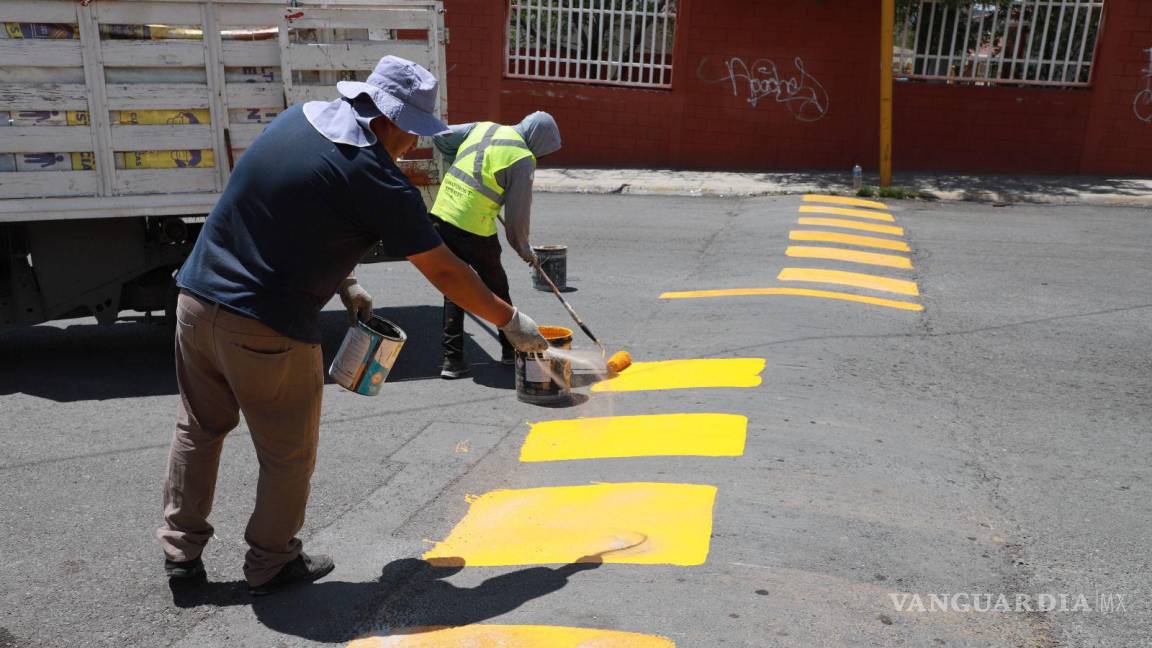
[{"x1": 431, "y1": 122, "x2": 534, "y2": 237}]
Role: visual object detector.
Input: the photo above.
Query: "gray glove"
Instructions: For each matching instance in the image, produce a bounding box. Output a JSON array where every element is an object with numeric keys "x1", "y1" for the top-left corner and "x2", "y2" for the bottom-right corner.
[
  {"x1": 338, "y1": 280, "x2": 373, "y2": 326},
  {"x1": 499, "y1": 307, "x2": 548, "y2": 353},
  {"x1": 517, "y1": 245, "x2": 538, "y2": 266}
]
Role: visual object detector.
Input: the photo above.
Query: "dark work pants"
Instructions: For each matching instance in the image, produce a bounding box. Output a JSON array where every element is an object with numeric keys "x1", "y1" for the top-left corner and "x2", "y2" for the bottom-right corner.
[{"x1": 431, "y1": 215, "x2": 513, "y2": 361}]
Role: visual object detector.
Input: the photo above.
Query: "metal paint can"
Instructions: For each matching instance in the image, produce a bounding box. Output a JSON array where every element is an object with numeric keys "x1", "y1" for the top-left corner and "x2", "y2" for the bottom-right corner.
[
  {"x1": 328, "y1": 316, "x2": 406, "y2": 396},
  {"x1": 515, "y1": 326, "x2": 573, "y2": 405},
  {"x1": 531, "y1": 245, "x2": 567, "y2": 291}
]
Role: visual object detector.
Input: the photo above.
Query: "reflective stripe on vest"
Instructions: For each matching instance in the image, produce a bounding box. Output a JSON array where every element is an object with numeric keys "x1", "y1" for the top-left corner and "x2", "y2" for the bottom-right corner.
[{"x1": 432, "y1": 122, "x2": 533, "y2": 237}]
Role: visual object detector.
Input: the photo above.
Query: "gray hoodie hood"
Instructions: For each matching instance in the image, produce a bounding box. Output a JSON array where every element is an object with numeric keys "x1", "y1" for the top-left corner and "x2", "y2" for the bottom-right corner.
[{"x1": 513, "y1": 111, "x2": 562, "y2": 158}]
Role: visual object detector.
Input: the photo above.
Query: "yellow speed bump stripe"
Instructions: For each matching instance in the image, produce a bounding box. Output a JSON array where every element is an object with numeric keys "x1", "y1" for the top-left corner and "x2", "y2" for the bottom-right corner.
[
  {"x1": 348, "y1": 626, "x2": 675, "y2": 647},
  {"x1": 521, "y1": 413, "x2": 747, "y2": 462},
  {"x1": 790, "y1": 230, "x2": 910, "y2": 251},
  {"x1": 803, "y1": 194, "x2": 888, "y2": 210},
  {"x1": 591, "y1": 358, "x2": 765, "y2": 392},
  {"x1": 659, "y1": 287, "x2": 923, "y2": 311},
  {"x1": 798, "y1": 205, "x2": 895, "y2": 221},
  {"x1": 785, "y1": 245, "x2": 913, "y2": 269},
  {"x1": 778, "y1": 268, "x2": 920, "y2": 296},
  {"x1": 797, "y1": 217, "x2": 904, "y2": 236},
  {"x1": 422, "y1": 483, "x2": 717, "y2": 566}
]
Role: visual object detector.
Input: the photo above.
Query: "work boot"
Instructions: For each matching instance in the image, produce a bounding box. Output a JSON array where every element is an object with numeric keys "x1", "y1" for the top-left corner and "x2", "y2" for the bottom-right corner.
[
  {"x1": 501, "y1": 347, "x2": 517, "y2": 367},
  {"x1": 440, "y1": 357, "x2": 471, "y2": 379},
  {"x1": 164, "y1": 556, "x2": 205, "y2": 580},
  {"x1": 248, "y1": 552, "x2": 335, "y2": 596}
]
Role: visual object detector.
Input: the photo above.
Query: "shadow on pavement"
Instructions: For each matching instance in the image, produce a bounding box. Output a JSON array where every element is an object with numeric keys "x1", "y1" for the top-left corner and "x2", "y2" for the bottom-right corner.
[
  {"x1": 168, "y1": 557, "x2": 602, "y2": 643},
  {"x1": 0, "y1": 305, "x2": 498, "y2": 402}
]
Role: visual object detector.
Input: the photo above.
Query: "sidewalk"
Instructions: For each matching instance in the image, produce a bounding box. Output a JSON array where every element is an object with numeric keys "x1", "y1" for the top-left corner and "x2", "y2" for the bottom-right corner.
[{"x1": 535, "y1": 168, "x2": 1152, "y2": 207}]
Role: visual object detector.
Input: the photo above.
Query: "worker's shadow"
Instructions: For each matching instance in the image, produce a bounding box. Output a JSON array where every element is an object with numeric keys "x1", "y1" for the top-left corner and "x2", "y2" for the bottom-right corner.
[
  {"x1": 168, "y1": 555, "x2": 602, "y2": 643},
  {"x1": 0, "y1": 305, "x2": 504, "y2": 402}
]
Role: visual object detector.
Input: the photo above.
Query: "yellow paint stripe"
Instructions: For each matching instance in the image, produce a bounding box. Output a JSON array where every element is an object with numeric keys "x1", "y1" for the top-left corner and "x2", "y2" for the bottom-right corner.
[
  {"x1": 521, "y1": 413, "x2": 747, "y2": 462},
  {"x1": 778, "y1": 267, "x2": 920, "y2": 296},
  {"x1": 658, "y1": 287, "x2": 923, "y2": 311},
  {"x1": 422, "y1": 483, "x2": 717, "y2": 566},
  {"x1": 349, "y1": 625, "x2": 675, "y2": 647},
  {"x1": 798, "y1": 205, "x2": 895, "y2": 221},
  {"x1": 790, "y1": 230, "x2": 910, "y2": 251},
  {"x1": 785, "y1": 245, "x2": 913, "y2": 269},
  {"x1": 591, "y1": 358, "x2": 765, "y2": 392},
  {"x1": 803, "y1": 194, "x2": 888, "y2": 210},
  {"x1": 797, "y1": 217, "x2": 905, "y2": 236}
]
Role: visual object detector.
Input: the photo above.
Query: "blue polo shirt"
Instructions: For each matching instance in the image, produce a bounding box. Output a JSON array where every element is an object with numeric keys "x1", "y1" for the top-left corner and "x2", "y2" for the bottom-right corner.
[{"x1": 177, "y1": 103, "x2": 441, "y2": 342}]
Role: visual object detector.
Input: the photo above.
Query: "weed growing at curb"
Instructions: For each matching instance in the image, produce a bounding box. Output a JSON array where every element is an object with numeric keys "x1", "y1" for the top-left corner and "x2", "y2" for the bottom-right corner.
[{"x1": 857, "y1": 185, "x2": 931, "y2": 200}]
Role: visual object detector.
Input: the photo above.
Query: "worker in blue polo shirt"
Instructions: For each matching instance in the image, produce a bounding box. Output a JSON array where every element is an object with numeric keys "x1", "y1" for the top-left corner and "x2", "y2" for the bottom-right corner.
[{"x1": 159, "y1": 56, "x2": 548, "y2": 596}]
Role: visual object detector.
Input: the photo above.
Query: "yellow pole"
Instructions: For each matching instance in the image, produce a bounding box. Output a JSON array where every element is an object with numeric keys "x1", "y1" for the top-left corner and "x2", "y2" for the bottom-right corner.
[{"x1": 880, "y1": 0, "x2": 894, "y2": 187}]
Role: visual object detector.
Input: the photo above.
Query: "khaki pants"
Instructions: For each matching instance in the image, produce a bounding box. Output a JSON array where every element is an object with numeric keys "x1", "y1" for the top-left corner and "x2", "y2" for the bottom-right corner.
[{"x1": 157, "y1": 291, "x2": 323, "y2": 586}]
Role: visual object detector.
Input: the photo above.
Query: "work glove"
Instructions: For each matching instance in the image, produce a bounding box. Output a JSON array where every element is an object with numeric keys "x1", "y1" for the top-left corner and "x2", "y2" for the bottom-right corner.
[
  {"x1": 499, "y1": 307, "x2": 548, "y2": 353},
  {"x1": 338, "y1": 279, "x2": 374, "y2": 326},
  {"x1": 517, "y1": 245, "x2": 538, "y2": 266}
]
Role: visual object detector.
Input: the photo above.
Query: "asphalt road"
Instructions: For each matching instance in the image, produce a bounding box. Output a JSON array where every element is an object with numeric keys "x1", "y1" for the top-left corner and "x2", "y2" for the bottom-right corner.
[{"x1": 1, "y1": 194, "x2": 1149, "y2": 647}]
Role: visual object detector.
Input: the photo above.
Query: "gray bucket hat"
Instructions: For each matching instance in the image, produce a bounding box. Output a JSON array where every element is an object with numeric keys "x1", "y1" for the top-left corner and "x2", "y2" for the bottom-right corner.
[{"x1": 336, "y1": 55, "x2": 449, "y2": 136}]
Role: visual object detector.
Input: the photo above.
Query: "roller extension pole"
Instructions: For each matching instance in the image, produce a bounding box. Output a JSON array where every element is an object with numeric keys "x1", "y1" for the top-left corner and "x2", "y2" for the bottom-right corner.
[{"x1": 532, "y1": 257, "x2": 606, "y2": 356}]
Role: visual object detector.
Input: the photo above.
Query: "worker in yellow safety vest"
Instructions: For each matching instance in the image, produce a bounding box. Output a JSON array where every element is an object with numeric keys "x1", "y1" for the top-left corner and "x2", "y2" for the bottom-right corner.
[{"x1": 429, "y1": 112, "x2": 562, "y2": 379}]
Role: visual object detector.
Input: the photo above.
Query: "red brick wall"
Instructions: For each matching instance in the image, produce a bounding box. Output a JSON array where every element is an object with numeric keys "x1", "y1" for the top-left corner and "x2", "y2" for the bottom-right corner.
[
  {"x1": 443, "y1": 0, "x2": 1152, "y2": 175},
  {"x1": 1080, "y1": 0, "x2": 1152, "y2": 174}
]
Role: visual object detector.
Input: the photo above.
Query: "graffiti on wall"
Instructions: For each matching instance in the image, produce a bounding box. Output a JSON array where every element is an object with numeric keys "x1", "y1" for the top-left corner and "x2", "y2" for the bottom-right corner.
[
  {"x1": 1134, "y1": 48, "x2": 1152, "y2": 123},
  {"x1": 698, "y1": 56, "x2": 829, "y2": 122}
]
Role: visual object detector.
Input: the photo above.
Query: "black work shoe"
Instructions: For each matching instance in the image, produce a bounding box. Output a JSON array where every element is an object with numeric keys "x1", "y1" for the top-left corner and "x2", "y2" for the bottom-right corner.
[
  {"x1": 248, "y1": 552, "x2": 335, "y2": 596},
  {"x1": 440, "y1": 357, "x2": 471, "y2": 379},
  {"x1": 501, "y1": 348, "x2": 517, "y2": 366},
  {"x1": 165, "y1": 557, "x2": 205, "y2": 580}
]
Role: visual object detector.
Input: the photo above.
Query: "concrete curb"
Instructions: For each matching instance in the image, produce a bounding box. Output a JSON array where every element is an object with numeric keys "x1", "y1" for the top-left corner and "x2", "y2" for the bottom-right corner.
[{"x1": 535, "y1": 169, "x2": 1152, "y2": 208}]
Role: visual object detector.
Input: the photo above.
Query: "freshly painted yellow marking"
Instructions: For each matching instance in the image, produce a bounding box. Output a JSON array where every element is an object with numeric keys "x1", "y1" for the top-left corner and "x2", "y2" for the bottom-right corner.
[
  {"x1": 422, "y1": 483, "x2": 717, "y2": 566},
  {"x1": 785, "y1": 245, "x2": 913, "y2": 269},
  {"x1": 521, "y1": 413, "x2": 747, "y2": 462},
  {"x1": 803, "y1": 194, "x2": 888, "y2": 210},
  {"x1": 658, "y1": 287, "x2": 923, "y2": 311},
  {"x1": 789, "y1": 230, "x2": 910, "y2": 251},
  {"x1": 778, "y1": 268, "x2": 920, "y2": 296},
  {"x1": 797, "y1": 217, "x2": 904, "y2": 236},
  {"x1": 591, "y1": 358, "x2": 765, "y2": 392},
  {"x1": 798, "y1": 205, "x2": 895, "y2": 222},
  {"x1": 348, "y1": 626, "x2": 675, "y2": 647}
]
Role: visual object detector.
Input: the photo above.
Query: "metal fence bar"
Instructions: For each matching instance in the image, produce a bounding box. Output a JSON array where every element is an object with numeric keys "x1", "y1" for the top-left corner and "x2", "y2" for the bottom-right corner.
[
  {"x1": 663, "y1": 0, "x2": 672, "y2": 84},
  {"x1": 910, "y1": 3, "x2": 924, "y2": 74},
  {"x1": 984, "y1": 4, "x2": 1000, "y2": 80},
  {"x1": 899, "y1": 0, "x2": 1103, "y2": 88},
  {"x1": 956, "y1": 3, "x2": 975, "y2": 79},
  {"x1": 1073, "y1": 1, "x2": 1094, "y2": 84},
  {"x1": 616, "y1": 0, "x2": 628, "y2": 82},
  {"x1": 647, "y1": 1, "x2": 658, "y2": 84},
  {"x1": 1035, "y1": 0, "x2": 1053, "y2": 81},
  {"x1": 945, "y1": 4, "x2": 962, "y2": 79},
  {"x1": 921, "y1": 1, "x2": 937, "y2": 75},
  {"x1": 605, "y1": 0, "x2": 614, "y2": 81},
  {"x1": 933, "y1": 2, "x2": 948, "y2": 75},
  {"x1": 993, "y1": 4, "x2": 1011, "y2": 80},
  {"x1": 1060, "y1": 0, "x2": 1080, "y2": 83},
  {"x1": 1047, "y1": 0, "x2": 1066, "y2": 80},
  {"x1": 1008, "y1": 0, "x2": 1029, "y2": 80}
]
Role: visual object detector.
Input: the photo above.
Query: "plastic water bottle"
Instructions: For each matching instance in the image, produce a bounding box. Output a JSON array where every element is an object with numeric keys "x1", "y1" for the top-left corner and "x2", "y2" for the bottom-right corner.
[{"x1": 852, "y1": 164, "x2": 863, "y2": 191}]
